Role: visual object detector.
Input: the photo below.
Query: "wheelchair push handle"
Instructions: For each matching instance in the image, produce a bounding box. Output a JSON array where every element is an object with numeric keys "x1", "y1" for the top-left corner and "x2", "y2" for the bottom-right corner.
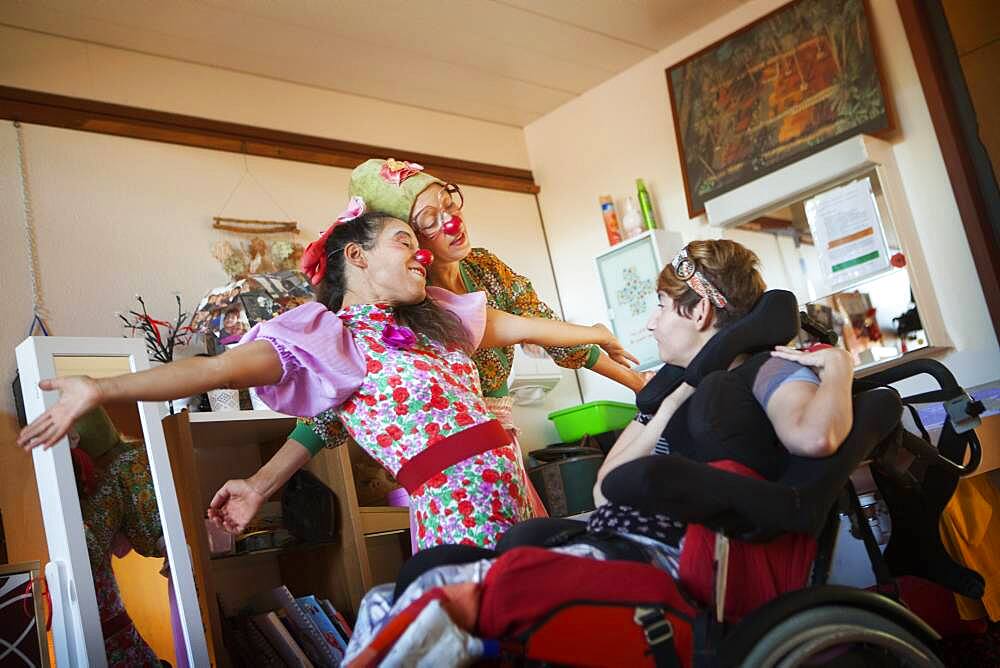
[
  {"x1": 899, "y1": 426, "x2": 982, "y2": 477},
  {"x1": 864, "y1": 357, "x2": 960, "y2": 393},
  {"x1": 865, "y1": 357, "x2": 984, "y2": 477}
]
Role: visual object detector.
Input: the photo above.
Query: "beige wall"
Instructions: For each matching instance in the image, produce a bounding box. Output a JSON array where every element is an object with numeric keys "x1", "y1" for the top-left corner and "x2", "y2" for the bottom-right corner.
[
  {"x1": 0, "y1": 120, "x2": 574, "y2": 448},
  {"x1": 0, "y1": 121, "x2": 44, "y2": 566},
  {"x1": 526, "y1": 0, "x2": 1000, "y2": 402}
]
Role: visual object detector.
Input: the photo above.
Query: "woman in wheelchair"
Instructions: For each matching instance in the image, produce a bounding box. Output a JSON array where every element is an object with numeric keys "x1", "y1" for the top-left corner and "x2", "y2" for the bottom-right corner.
[
  {"x1": 393, "y1": 239, "x2": 853, "y2": 585},
  {"x1": 585, "y1": 240, "x2": 854, "y2": 573}
]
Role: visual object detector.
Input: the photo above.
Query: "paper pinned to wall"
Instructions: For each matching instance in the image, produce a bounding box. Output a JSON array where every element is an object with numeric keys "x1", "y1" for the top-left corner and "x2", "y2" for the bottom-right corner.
[{"x1": 805, "y1": 178, "x2": 890, "y2": 292}]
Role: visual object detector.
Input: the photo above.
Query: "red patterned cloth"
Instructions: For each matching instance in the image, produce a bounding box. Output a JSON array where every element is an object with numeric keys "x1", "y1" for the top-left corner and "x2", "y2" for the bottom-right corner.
[{"x1": 678, "y1": 459, "x2": 817, "y2": 620}]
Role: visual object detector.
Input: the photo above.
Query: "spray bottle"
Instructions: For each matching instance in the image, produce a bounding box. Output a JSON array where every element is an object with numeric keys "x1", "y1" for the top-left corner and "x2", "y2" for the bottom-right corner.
[{"x1": 636, "y1": 179, "x2": 657, "y2": 230}]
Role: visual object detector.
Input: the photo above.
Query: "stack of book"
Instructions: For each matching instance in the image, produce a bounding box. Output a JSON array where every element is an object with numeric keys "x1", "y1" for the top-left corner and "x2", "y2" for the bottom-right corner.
[{"x1": 224, "y1": 586, "x2": 353, "y2": 667}]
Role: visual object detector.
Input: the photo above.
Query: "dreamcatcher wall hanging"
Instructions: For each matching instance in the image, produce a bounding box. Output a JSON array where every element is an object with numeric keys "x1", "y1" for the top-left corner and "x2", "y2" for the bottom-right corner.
[{"x1": 210, "y1": 149, "x2": 305, "y2": 281}]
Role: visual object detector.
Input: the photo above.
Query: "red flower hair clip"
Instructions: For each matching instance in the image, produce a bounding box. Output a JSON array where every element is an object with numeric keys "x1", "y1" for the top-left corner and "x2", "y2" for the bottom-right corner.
[{"x1": 301, "y1": 196, "x2": 366, "y2": 285}]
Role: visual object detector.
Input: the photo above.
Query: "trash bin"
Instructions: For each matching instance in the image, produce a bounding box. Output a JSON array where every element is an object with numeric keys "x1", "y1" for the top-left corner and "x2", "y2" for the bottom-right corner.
[{"x1": 527, "y1": 444, "x2": 605, "y2": 517}]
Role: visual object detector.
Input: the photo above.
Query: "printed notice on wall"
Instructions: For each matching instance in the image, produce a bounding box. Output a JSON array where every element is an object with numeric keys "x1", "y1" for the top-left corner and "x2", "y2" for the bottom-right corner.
[{"x1": 805, "y1": 177, "x2": 890, "y2": 291}]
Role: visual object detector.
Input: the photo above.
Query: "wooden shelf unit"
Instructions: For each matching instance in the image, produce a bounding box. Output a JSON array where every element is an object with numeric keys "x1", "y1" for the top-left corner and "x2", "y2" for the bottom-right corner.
[{"x1": 161, "y1": 410, "x2": 411, "y2": 667}]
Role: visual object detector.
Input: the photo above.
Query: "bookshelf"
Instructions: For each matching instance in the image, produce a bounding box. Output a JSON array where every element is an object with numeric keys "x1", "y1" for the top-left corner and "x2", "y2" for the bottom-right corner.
[{"x1": 162, "y1": 410, "x2": 410, "y2": 667}]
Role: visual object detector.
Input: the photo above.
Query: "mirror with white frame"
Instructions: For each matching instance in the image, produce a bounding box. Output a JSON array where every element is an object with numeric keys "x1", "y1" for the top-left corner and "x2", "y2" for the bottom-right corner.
[{"x1": 15, "y1": 337, "x2": 209, "y2": 668}]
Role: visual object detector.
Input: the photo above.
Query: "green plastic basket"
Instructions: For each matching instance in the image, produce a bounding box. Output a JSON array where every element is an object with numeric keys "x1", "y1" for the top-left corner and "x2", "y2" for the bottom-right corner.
[{"x1": 547, "y1": 401, "x2": 637, "y2": 443}]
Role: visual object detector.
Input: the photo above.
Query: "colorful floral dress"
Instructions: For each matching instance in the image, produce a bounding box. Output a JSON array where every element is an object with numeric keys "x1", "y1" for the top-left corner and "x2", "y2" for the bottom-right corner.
[
  {"x1": 244, "y1": 288, "x2": 534, "y2": 549},
  {"x1": 288, "y1": 248, "x2": 598, "y2": 523},
  {"x1": 79, "y1": 440, "x2": 165, "y2": 667}
]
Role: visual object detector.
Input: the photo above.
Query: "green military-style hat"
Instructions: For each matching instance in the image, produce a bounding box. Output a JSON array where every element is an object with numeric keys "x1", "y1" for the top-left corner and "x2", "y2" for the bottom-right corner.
[{"x1": 347, "y1": 158, "x2": 443, "y2": 223}]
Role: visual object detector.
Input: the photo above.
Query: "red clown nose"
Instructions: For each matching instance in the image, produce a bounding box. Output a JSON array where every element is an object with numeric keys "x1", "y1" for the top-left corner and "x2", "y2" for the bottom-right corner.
[
  {"x1": 441, "y1": 216, "x2": 463, "y2": 237},
  {"x1": 414, "y1": 249, "x2": 434, "y2": 266}
]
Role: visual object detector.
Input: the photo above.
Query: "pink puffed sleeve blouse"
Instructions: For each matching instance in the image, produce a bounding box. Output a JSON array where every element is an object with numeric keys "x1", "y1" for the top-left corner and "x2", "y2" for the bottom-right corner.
[{"x1": 239, "y1": 287, "x2": 487, "y2": 417}]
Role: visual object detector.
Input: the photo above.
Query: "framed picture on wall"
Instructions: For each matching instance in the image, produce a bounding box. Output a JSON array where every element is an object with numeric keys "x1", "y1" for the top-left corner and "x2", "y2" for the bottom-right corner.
[{"x1": 666, "y1": 0, "x2": 893, "y2": 218}]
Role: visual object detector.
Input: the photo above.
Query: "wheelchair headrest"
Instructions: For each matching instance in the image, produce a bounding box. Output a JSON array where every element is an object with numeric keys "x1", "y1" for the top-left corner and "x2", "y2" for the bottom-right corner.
[
  {"x1": 685, "y1": 289, "x2": 799, "y2": 385},
  {"x1": 636, "y1": 290, "x2": 800, "y2": 414}
]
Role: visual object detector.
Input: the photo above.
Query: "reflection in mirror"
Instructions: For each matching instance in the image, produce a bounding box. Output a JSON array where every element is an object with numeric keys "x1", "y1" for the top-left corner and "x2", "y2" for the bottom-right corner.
[
  {"x1": 724, "y1": 169, "x2": 928, "y2": 370},
  {"x1": 52, "y1": 356, "x2": 176, "y2": 666}
]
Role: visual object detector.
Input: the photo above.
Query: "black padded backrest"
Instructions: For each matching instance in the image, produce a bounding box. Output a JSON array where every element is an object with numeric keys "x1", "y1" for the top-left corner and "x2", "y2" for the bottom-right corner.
[{"x1": 635, "y1": 290, "x2": 799, "y2": 414}]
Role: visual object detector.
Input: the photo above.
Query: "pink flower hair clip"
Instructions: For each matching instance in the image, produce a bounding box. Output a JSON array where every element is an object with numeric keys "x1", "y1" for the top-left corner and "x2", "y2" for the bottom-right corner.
[
  {"x1": 380, "y1": 158, "x2": 424, "y2": 185},
  {"x1": 336, "y1": 195, "x2": 366, "y2": 224}
]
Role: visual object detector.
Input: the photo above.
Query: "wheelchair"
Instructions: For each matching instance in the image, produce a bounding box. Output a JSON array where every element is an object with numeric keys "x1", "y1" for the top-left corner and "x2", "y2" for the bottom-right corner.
[
  {"x1": 650, "y1": 356, "x2": 984, "y2": 667},
  {"x1": 512, "y1": 293, "x2": 985, "y2": 666},
  {"x1": 592, "y1": 293, "x2": 987, "y2": 667}
]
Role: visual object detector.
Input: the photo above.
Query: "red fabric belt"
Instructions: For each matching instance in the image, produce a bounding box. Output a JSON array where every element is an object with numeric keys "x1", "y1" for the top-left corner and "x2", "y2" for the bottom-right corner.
[{"x1": 396, "y1": 419, "x2": 511, "y2": 494}]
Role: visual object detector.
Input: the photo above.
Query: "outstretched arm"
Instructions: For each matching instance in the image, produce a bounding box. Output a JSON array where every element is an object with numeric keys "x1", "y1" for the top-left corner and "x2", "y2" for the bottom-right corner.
[
  {"x1": 481, "y1": 308, "x2": 638, "y2": 368},
  {"x1": 589, "y1": 353, "x2": 651, "y2": 394},
  {"x1": 208, "y1": 413, "x2": 343, "y2": 533},
  {"x1": 18, "y1": 341, "x2": 282, "y2": 451}
]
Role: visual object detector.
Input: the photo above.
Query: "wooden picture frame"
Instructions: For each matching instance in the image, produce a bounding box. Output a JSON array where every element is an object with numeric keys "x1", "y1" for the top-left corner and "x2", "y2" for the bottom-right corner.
[{"x1": 666, "y1": 0, "x2": 893, "y2": 218}]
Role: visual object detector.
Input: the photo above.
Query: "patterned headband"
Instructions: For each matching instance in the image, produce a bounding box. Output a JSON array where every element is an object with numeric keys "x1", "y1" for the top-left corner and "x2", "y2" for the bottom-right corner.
[{"x1": 670, "y1": 248, "x2": 728, "y2": 309}]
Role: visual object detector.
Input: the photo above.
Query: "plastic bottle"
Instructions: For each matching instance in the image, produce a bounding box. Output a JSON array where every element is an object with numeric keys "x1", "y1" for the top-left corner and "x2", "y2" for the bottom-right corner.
[
  {"x1": 636, "y1": 179, "x2": 657, "y2": 230},
  {"x1": 621, "y1": 196, "x2": 644, "y2": 239},
  {"x1": 599, "y1": 195, "x2": 622, "y2": 245}
]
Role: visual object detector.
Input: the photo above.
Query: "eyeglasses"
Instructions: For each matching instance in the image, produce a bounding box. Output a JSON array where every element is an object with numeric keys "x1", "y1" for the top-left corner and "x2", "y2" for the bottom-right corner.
[
  {"x1": 670, "y1": 248, "x2": 728, "y2": 309},
  {"x1": 412, "y1": 183, "x2": 464, "y2": 238}
]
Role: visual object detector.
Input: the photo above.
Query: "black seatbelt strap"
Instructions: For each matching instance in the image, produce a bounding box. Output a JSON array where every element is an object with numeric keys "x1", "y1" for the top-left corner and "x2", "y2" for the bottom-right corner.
[{"x1": 904, "y1": 403, "x2": 932, "y2": 444}]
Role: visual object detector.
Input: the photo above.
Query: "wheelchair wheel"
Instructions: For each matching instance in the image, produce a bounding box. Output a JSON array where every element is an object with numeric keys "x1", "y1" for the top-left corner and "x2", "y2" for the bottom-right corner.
[{"x1": 739, "y1": 605, "x2": 942, "y2": 667}]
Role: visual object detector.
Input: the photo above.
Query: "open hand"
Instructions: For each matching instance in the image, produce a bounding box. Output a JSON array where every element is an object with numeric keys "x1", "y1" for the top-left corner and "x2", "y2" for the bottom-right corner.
[
  {"x1": 208, "y1": 478, "x2": 266, "y2": 535},
  {"x1": 17, "y1": 376, "x2": 102, "y2": 451},
  {"x1": 594, "y1": 324, "x2": 639, "y2": 367}
]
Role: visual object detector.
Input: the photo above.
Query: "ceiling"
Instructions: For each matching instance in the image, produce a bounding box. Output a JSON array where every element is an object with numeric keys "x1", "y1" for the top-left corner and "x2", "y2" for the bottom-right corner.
[{"x1": 0, "y1": 0, "x2": 744, "y2": 127}]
